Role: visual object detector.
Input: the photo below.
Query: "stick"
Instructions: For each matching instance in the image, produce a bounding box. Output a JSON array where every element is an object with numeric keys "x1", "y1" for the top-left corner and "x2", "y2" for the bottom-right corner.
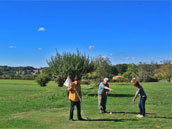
[
  {"x1": 124, "y1": 101, "x2": 133, "y2": 115},
  {"x1": 73, "y1": 86, "x2": 90, "y2": 120}
]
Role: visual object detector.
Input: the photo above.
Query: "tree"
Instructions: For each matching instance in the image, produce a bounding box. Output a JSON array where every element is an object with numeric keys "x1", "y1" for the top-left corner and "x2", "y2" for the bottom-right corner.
[
  {"x1": 111, "y1": 65, "x2": 119, "y2": 75},
  {"x1": 0, "y1": 69, "x2": 3, "y2": 76},
  {"x1": 42, "y1": 67, "x2": 52, "y2": 77},
  {"x1": 154, "y1": 60, "x2": 172, "y2": 82},
  {"x1": 35, "y1": 73, "x2": 51, "y2": 87},
  {"x1": 138, "y1": 62, "x2": 159, "y2": 82},
  {"x1": 123, "y1": 64, "x2": 138, "y2": 80},
  {"x1": 47, "y1": 49, "x2": 95, "y2": 86},
  {"x1": 85, "y1": 56, "x2": 113, "y2": 87},
  {"x1": 115, "y1": 64, "x2": 128, "y2": 75}
]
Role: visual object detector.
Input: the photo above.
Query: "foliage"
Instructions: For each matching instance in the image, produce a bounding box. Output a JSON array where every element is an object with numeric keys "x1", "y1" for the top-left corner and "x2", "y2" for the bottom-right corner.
[
  {"x1": 47, "y1": 49, "x2": 95, "y2": 86},
  {"x1": 0, "y1": 66, "x2": 36, "y2": 75},
  {"x1": 35, "y1": 73, "x2": 51, "y2": 87},
  {"x1": 111, "y1": 65, "x2": 119, "y2": 75},
  {"x1": 42, "y1": 67, "x2": 52, "y2": 77},
  {"x1": 0, "y1": 68, "x2": 3, "y2": 76},
  {"x1": 90, "y1": 56, "x2": 113, "y2": 83},
  {"x1": 123, "y1": 64, "x2": 138, "y2": 80},
  {"x1": 138, "y1": 62, "x2": 159, "y2": 82},
  {"x1": 115, "y1": 64, "x2": 128, "y2": 75},
  {"x1": 154, "y1": 60, "x2": 172, "y2": 82},
  {"x1": 80, "y1": 79, "x2": 90, "y2": 85}
]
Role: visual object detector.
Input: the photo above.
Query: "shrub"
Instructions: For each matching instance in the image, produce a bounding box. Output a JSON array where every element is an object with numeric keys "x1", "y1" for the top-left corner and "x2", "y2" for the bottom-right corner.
[
  {"x1": 35, "y1": 73, "x2": 51, "y2": 87},
  {"x1": 139, "y1": 77, "x2": 158, "y2": 82},
  {"x1": 81, "y1": 79, "x2": 90, "y2": 85}
]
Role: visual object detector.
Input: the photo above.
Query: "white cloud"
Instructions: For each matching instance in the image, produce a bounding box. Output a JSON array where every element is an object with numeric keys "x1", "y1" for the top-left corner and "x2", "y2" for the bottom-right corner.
[
  {"x1": 37, "y1": 48, "x2": 42, "y2": 51},
  {"x1": 131, "y1": 56, "x2": 136, "y2": 60},
  {"x1": 109, "y1": 53, "x2": 113, "y2": 56},
  {"x1": 88, "y1": 45, "x2": 96, "y2": 50},
  {"x1": 38, "y1": 27, "x2": 45, "y2": 31},
  {"x1": 9, "y1": 46, "x2": 16, "y2": 49},
  {"x1": 125, "y1": 57, "x2": 129, "y2": 60},
  {"x1": 125, "y1": 56, "x2": 136, "y2": 60}
]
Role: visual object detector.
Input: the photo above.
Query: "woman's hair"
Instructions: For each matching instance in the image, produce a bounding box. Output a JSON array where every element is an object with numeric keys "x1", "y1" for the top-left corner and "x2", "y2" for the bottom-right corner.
[{"x1": 133, "y1": 81, "x2": 140, "y2": 87}]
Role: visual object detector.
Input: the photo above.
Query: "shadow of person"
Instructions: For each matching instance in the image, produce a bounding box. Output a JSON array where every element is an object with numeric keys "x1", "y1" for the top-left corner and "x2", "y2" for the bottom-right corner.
[
  {"x1": 111, "y1": 111, "x2": 156, "y2": 115},
  {"x1": 88, "y1": 118, "x2": 138, "y2": 122},
  {"x1": 147, "y1": 116, "x2": 172, "y2": 119},
  {"x1": 88, "y1": 94, "x2": 134, "y2": 97}
]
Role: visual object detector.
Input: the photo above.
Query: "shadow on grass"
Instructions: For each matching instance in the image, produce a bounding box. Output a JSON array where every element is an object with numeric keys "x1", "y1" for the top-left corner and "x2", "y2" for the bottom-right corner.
[
  {"x1": 147, "y1": 116, "x2": 172, "y2": 119},
  {"x1": 88, "y1": 118, "x2": 138, "y2": 122},
  {"x1": 111, "y1": 112, "x2": 155, "y2": 115},
  {"x1": 114, "y1": 83, "x2": 130, "y2": 85},
  {"x1": 88, "y1": 94, "x2": 134, "y2": 97}
]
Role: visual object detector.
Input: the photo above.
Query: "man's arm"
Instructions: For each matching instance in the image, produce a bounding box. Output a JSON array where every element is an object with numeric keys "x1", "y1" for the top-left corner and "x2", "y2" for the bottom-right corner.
[{"x1": 104, "y1": 86, "x2": 112, "y2": 91}]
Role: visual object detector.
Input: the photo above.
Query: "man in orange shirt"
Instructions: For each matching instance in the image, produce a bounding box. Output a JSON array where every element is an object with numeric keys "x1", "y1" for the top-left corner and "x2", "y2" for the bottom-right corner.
[{"x1": 68, "y1": 76, "x2": 84, "y2": 121}]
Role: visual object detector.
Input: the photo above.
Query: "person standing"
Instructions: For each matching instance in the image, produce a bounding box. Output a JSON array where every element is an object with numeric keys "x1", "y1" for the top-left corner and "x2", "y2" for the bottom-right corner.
[
  {"x1": 98, "y1": 78, "x2": 113, "y2": 113},
  {"x1": 132, "y1": 81, "x2": 147, "y2": 118},
  {"x1": 68, "y1": 76, "x2": 84, "y2": 121}
]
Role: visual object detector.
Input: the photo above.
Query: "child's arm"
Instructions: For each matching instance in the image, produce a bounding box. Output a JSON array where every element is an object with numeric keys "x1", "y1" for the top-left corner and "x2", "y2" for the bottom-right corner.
[
  {"x1": 132, "y1": 89, "x2": 139, "y2": 102},
  {"x1": 132, "y1": 93, "x2": 138, "y2": 102}
]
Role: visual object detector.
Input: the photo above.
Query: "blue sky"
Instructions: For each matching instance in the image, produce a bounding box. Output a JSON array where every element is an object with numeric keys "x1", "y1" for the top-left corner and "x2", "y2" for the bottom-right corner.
[{"x1": 0, "y1": 0, "x2": 171, "y2": 68}]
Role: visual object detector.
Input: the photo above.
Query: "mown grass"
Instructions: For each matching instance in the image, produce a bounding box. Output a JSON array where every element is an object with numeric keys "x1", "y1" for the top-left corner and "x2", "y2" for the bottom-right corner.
[{"x1": 0, "y1": 79, "x2": 171, "y2": 129}]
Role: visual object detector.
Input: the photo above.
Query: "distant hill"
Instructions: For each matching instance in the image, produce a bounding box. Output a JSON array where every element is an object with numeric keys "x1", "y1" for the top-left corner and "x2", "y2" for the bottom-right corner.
[{"x1": 0, "y1": 66, "x2": 44, "y2": 75}]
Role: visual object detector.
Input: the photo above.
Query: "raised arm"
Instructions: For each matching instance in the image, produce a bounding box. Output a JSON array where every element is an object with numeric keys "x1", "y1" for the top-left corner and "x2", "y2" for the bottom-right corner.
[{"x1": 104, "y1": 86, "x2": 112, "y2": 91}]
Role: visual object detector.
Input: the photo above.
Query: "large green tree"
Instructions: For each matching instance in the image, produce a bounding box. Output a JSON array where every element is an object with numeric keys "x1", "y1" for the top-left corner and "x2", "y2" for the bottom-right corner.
[
  {"x1": 47, "y1": 50, "x2": 95, "y2": 86},
  {"x1": 138, "y1": 62, "x2": 159, "y2": 82},
  {"x1": 123, "y1": 64, "x2": 138, "y2": 80},
  {"x1": 115, "y1": 64, "x2": 128, "y2": 75},
  {"x1": 154, "y1": 61, "x2": 172, "y2": 82},
  {"x1": 94, "y1": 56, "x2": 112, "y2": 80}
]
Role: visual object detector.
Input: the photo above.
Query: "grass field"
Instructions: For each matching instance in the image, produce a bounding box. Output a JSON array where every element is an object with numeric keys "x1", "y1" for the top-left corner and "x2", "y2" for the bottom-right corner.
[{"x1": 0, "y1": 79, "x2": 171, "y2": 129}]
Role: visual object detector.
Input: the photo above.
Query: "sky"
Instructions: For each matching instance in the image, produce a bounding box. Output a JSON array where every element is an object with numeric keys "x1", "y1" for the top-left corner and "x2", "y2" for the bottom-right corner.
[{"x1": 0, "y1": 0, "x2": 171, "y2": 68}]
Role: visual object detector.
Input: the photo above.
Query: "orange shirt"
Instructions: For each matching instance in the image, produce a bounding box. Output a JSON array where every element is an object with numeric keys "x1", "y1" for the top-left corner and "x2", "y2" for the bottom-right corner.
[{"x1": 68, "y1": 81, "x2": 81, "y2": 102}]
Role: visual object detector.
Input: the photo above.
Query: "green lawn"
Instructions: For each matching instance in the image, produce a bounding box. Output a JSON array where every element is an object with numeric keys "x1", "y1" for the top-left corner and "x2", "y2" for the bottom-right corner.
[{"x1": 0, "y1": 79, "x2": 171, "y2": 129}]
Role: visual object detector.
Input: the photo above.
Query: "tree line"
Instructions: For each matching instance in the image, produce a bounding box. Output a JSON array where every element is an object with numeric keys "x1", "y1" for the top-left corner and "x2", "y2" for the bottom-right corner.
[
  {"x1": 0, "y1": 66, "x2": 43, "y2": 80},
  {"x1": 37, "y1": 50, "x2": 171, "y2": 87},
  {"x1": 0, "y1": 50, "x2": 171, "y2": 86}
]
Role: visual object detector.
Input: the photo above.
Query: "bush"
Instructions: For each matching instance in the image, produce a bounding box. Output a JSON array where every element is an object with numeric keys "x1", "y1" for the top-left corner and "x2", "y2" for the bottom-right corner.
[
  {"x1": 81, "y1": 79, "x2": 90, "y2": 85},
  {"x1": 21, "y1": 75, "x2": 36, "y2": 80},
  {"x1": 35, "y1": 73, "x2": 51, "y2": 87},
  {"x1": 139, "y1": 77, "x2": 158, "y2": 82}
]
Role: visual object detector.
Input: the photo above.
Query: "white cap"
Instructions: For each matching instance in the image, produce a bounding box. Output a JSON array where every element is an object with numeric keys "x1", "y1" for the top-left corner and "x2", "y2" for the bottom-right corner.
[{"x1": 104, "y1": 78, "x2": 109, "y2": 81}]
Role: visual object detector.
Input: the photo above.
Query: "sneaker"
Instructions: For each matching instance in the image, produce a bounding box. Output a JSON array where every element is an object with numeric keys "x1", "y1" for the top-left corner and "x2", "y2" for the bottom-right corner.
[
  {"x1": 69, "y1": 119, "x2": 74, "y2": 121},
  {"x1": 137, "y1": 115, "x2": 144, "y2": 118},
  {"x1": 136, "y1": 114, "x2": 141, "y2": 117}
]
